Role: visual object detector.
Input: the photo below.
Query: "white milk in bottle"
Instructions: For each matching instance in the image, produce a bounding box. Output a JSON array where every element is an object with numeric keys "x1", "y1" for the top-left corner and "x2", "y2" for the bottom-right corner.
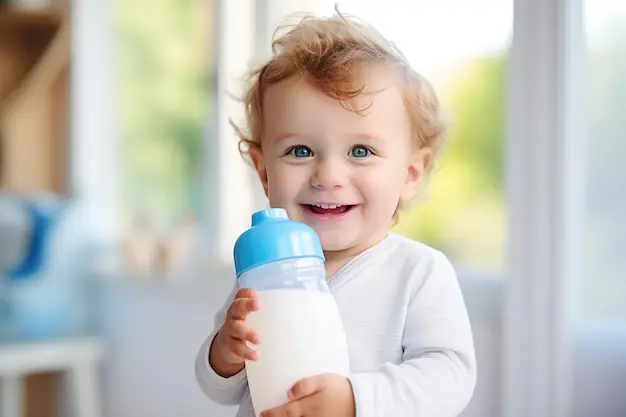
[{"x1": 234, "y1": 209, "x2": 350, "y2": 417}]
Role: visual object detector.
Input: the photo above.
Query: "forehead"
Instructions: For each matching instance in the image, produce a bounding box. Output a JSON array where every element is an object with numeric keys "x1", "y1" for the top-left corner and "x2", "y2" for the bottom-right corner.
[{"x1": 262, "y1": 67, "x2": 411, "y2": 140}]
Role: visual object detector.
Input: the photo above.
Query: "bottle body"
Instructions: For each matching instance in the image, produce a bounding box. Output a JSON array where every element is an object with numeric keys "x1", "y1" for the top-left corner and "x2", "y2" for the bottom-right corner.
[{"x1": 239, "y1": 257, "x2": 350, "y2": 416}]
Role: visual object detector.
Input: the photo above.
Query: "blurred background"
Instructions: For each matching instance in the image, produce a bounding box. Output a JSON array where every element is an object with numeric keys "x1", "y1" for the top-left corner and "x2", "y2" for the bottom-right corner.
[{"x1": 0, "y1": 0, "x2": 624, "y2": 416}]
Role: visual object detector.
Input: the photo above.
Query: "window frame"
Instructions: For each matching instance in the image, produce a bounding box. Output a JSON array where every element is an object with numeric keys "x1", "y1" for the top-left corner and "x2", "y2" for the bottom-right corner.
[
  {"x1": 70, "y1": 0, "x2": 120, "y2": 244},
  {"x1": 502, "y1": 0, "x2": 586, "y2": 416},
  {"x1": 205, "y1": 0, "x2": 262, "y2": 262}
]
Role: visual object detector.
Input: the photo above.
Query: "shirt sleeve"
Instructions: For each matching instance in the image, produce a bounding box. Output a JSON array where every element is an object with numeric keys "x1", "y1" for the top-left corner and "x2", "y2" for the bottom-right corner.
[
  {"x1": 348, "y1": 251, "x2": 477, "y2": 417},
  {"x1": 195, "y1": 283, "x2": 249, "y2": 406}
]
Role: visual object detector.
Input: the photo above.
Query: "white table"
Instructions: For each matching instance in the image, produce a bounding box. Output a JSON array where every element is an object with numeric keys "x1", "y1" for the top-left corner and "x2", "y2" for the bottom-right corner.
[{"x1": 0, "y1": 337, "x2": 104, "y2": 417}]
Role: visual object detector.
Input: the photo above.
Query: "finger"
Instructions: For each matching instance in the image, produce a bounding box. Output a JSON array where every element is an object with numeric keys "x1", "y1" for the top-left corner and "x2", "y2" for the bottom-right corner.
[
  {"x1": 223, "y1": 338, "x2": 257, "y2": 363},
  {"x1": 288, "y1": 374, "x2": 327, "y2": 401},
  {"x1": 260, "y1": 401, "x2": 302, "y2": 417},
  {"x1": 232, "y1": 338, "x2": 258, "y2": 361},
  {"x1": 235, "y1": 288, "x2": 258, "y2": 300},
  {"x1": 229, "y1": 320, "x2": 261, "y2": 344},
  {"x1": 228, "y1": 297, "x2": 260, "y2": 320},
  {"x1": 232, "y1": 297, "x2": 261, "y2": 319}
]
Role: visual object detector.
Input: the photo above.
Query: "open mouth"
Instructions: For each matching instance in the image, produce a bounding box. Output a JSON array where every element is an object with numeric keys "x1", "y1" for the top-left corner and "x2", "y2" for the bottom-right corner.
[{"x1": 302, "y1": 203, "x2": 356, "y2": 217}]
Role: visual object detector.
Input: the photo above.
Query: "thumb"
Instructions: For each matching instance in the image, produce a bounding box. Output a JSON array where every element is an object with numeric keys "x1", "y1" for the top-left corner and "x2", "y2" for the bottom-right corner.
[{"x1": 288, "y1": 374, "x2": 328, "y2": 400}]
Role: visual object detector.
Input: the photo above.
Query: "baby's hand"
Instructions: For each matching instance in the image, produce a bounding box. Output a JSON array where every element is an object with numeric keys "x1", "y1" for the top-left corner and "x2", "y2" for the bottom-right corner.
[
  {"x1": 260, "y1": 374, "x2": 355, "y2": 417},
  {"x1": 209, "y1": 288, "x2": 261, "y2": 377}
]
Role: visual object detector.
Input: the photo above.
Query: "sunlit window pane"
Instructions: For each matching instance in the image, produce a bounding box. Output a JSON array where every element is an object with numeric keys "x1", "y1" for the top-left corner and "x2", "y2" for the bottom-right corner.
[
  {"x1": 113, "y1": 0, "x2": 214, "y2": 229},
  {"x1": 113, "y1": 0, "x2": 215, "y2": 274}
]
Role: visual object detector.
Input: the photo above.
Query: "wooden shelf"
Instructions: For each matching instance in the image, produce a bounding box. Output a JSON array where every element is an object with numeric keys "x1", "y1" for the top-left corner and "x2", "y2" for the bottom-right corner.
[
  {"x1": 1, "y1": 18, "x2": 69, "y2": 113},
  {"x1": 0, "y1": 5, "x2": 70, "y2": 193}
]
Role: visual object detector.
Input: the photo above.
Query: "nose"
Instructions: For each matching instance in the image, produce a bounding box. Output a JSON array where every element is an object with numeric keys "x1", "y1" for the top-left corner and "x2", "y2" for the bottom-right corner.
[{"x1": 310, "y1": 157, "x2": 346, "y2": 189}]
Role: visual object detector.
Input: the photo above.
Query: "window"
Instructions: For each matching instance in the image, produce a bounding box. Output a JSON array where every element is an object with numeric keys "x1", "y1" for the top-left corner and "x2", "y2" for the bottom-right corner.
[
  {"x1": 112, "y1": 0, "x2": 217, "y2": 274},
  {"x1": 114, "y1": 0, "x2": 214, "y2": 229}
]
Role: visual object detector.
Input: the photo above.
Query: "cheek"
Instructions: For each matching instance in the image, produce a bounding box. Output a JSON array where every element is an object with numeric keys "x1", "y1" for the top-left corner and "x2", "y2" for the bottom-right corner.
[
  {"x1": 266, "y1": 164, "x2": 305, "y2": 202},
  {"x1": 359, "y1": 172, "x2": 401, "y2": 213},
  {"x1": 359, "y1": 163, "x2": 406, "y2": 192},
  {"x1": 357, "y1": 165, "x2": 406, "y2": 208}
]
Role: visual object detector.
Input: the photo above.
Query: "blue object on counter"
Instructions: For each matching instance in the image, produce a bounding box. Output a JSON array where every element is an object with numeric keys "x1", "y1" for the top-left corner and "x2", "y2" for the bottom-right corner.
[
  {"x1": 0, "y1": 195, "x2": 92, "y2": 341},
  {"x1": 8, "y1": 201, "x2": 59, "y2": 280}
]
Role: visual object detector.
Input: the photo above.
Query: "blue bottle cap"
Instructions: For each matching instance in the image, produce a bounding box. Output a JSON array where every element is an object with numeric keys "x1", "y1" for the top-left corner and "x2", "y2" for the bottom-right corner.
[{"x1": 233, "y1": 208, "x2": 324, "y2": 277}]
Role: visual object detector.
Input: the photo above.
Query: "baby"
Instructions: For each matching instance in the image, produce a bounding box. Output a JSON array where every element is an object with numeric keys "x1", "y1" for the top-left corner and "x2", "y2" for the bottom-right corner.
[{"x1": 195, "y1": 9, "x2": 476, "y2": 417}]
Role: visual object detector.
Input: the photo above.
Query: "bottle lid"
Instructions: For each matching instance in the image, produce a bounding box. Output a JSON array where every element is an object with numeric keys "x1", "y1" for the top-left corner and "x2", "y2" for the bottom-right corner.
[{"x1": 233, "y1": 208, "x2": 324, "y2": 277}]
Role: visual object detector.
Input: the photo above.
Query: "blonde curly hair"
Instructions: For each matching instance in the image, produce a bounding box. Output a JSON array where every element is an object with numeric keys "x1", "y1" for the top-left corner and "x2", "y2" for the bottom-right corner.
[{"x1": 232, "y1": 8, "x2": 449, "y2": 213}]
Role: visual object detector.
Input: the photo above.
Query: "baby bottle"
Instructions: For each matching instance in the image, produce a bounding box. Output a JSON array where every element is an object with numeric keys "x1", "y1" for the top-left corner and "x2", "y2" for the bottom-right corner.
[{"x1": 234, "y1": 208, "x2": 350, "y2": 416}]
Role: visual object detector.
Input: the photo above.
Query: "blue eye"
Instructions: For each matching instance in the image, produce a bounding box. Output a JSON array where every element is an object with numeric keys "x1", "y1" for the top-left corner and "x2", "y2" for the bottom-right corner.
[
  {"x1": 351, "y1": 145, "x2": 371, "y2": 158},
  {"x1": 289, "y1": 146, "x2": 313, "y2": 158}
]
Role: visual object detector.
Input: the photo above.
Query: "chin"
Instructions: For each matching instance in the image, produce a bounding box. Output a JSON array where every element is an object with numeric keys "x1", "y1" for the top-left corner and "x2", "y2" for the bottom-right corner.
[{"x1": 316, "y1": 231, "x2": 356, "y2": 252}]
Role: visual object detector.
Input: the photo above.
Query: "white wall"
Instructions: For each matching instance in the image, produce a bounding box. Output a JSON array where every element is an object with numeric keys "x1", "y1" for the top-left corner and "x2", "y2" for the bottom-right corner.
[{"x1": 97, "y1": 276, "x2": 236, "y2": 417}]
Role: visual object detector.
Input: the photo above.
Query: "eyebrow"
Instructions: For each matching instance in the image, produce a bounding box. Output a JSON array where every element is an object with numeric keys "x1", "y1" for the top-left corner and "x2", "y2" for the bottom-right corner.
[
  {"x1": 274, "y1": 132, "x2": 380, "y2": 143},
  {"x1": 273, "y1": 132, "x2": 302, "y2": 142},
  {"x1": 345, "y1": 132, "x2": 383, "y2": 145}
]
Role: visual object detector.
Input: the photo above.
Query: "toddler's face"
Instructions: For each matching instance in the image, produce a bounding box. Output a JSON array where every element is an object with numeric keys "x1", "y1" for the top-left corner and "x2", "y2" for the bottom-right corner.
[{"x1": 250, "y1": 67, "x2": 429, "y2": 255}]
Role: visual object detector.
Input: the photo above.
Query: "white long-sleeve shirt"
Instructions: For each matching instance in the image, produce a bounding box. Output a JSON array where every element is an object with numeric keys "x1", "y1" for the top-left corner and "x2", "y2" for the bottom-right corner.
[{"x1": 195, "y1": 233, "x2": 477, "y2": 417}]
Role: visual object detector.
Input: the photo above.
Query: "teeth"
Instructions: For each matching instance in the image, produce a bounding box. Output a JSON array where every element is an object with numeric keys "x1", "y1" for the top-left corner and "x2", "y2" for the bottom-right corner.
[{"x1": 313, "y1": 203, "x2": 341, "y2": 209}]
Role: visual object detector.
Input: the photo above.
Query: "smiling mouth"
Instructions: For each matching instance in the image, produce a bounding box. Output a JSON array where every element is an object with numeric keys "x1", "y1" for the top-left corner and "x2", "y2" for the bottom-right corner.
[{"x1": 302, "y1": 203, "x2": 357, "y2": 216}]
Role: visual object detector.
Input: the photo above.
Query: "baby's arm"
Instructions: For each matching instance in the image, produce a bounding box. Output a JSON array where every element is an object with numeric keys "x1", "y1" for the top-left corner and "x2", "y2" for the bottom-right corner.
[
  {"x1": 348, "y1": 252, "x2": 477, "y2": 417},
  {"x1": 195, "y1": 284, "x2": 249, "y2": 405}
]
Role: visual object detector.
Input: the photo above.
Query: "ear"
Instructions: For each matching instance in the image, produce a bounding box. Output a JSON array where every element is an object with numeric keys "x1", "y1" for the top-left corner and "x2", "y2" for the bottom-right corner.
[
  {"x1": 248, "y1": 143, "x2": 269, "y2": 197},
  {"x1": 401, "y1": 147, "x2": 432, "y2": 202}
]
